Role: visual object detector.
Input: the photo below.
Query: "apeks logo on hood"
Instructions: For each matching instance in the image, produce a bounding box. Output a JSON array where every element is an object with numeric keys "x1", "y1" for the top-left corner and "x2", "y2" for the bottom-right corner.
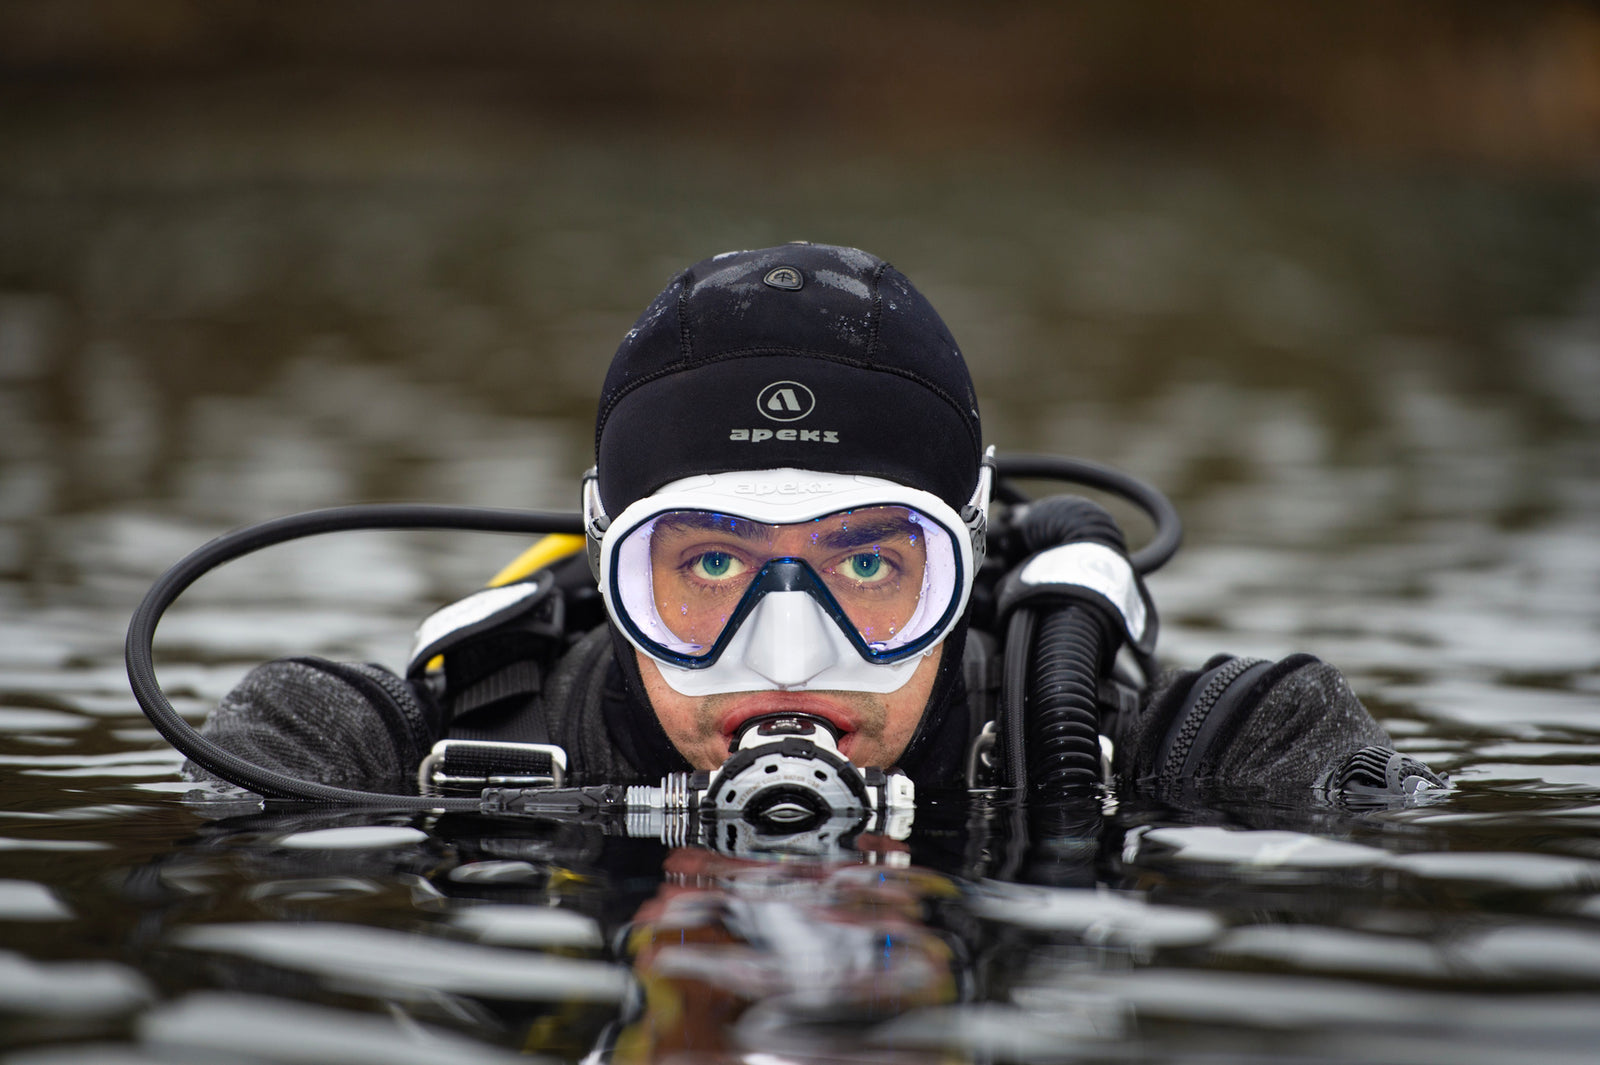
[
  {"x1": 757, "y1": 380, "x2": 814, "y2": 421},
  {"x1": 729, "y1": 380, "x2": 840, "y2": 444}
]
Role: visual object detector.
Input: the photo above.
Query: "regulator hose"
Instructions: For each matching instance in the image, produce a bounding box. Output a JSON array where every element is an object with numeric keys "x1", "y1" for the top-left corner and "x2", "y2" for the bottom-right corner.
[
  {"x1": 125, "y1": 504, "x2": 582, "y2": 810},
  {"x1": 126, "y1": 453, "x2": 1181, "y2": 808},
  {"x1": 993, "y1": 453, "x2": 1181, "y2": 576},
  {"x1": 999, "y1": 495, "x2": 1136, "y2": 797},
  {"x1": 1024, "y1": 607, "x2": 1112, "y2": 797},
  {"x1": 999, "y1": 609, "x2": 1036, "y2": 794}
]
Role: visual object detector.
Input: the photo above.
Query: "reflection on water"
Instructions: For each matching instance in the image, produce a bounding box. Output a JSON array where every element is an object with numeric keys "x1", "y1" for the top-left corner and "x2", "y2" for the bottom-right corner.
[{"x1": 2, "y1": 125, "x2": 1599, "y2": 1061}]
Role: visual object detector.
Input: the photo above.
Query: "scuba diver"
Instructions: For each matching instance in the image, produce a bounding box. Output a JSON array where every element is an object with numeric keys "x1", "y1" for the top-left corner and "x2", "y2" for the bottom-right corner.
[{"x1": 174, "y1": 242, "x2": 1444, "y2": 809}]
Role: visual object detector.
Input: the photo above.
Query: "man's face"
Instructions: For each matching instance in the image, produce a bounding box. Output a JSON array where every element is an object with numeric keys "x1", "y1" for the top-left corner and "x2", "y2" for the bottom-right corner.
[
  {"x1": 633, "y1": 506, "x2": 944, "y2": 769},
  {"x1": 636, "y1": 645, "x2": 942, "y2": 771}
]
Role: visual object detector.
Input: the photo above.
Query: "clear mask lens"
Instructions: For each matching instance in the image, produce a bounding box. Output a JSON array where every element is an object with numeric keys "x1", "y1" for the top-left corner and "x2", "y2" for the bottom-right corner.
[{"x1": 612, "y1": 505, "x2": 961, "y2": 666}]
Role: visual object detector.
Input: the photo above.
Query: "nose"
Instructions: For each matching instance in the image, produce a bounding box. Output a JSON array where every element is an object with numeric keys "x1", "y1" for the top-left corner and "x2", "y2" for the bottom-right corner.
[{"x1": 738, "y1": 591, "x2": 840, "y2": 688}]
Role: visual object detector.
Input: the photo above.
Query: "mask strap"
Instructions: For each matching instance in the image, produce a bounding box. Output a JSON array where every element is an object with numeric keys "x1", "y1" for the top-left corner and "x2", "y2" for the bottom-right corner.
[{"x1": 962, "y1": 446, "x2": 996, "y2": 572}]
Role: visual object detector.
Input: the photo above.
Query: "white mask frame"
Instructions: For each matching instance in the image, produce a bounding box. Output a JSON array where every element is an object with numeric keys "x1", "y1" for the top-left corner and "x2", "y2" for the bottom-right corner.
[{"x1": 584, "y1": 462, "x2": 992, "y2": 696}]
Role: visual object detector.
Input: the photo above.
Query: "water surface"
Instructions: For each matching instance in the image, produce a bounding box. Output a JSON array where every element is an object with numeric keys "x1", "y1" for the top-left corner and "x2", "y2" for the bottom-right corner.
[{"x1": 2, "y1": 131, "x2": 1598, "y2": 1062}]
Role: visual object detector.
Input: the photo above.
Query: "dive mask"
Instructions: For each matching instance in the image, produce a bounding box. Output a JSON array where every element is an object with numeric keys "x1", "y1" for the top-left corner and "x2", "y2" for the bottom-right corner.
[{"x1": 585, "y1": 466, "x2": 991, "y2": 696}]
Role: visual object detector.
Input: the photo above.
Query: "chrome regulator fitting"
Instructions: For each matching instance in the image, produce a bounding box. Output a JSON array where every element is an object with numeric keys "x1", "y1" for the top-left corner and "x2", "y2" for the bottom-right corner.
[{"x1": 625, "y1": 714, "x2": 915, "y2": 848}]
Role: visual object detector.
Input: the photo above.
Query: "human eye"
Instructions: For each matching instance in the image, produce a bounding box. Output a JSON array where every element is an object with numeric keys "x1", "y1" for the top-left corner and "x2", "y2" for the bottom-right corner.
[
  {"x1": 686, "y1": 550, "x2": 747, "y2": 582},
  {"x1": 839, "y1": 551, "x2": 894, "y2": 585}
]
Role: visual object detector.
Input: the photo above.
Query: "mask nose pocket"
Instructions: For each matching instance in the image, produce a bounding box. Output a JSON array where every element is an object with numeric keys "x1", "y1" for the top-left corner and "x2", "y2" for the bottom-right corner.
[{"x1": 739, "y1": 591, "x2": 841, "y2": 688}]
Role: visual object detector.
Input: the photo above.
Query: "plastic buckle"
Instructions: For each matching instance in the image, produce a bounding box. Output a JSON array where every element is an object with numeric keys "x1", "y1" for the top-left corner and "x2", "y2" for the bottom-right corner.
[{"x1": 417, "y1": 739, "x2": 568, "y2": 796}]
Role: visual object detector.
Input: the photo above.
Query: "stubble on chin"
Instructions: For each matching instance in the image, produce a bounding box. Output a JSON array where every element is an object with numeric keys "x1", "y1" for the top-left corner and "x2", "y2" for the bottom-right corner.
[{"x1": 635, "y1": 655, "x2": 890, "y2": 770}]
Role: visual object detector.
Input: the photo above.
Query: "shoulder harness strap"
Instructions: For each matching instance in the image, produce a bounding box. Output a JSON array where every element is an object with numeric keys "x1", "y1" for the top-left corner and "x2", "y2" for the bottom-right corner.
[{"x1": 406, "y1": 571, "x2": 565, "y2": 737}]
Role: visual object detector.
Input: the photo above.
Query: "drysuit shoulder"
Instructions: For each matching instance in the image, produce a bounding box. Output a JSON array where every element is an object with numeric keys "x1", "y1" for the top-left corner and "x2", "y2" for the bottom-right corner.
[
  {"x1": 1113, "y1": 653, "x2": 1447, "y2": 804},
  {"x1": 189, "y1": 656, "x2": 443, "y2": 794}
]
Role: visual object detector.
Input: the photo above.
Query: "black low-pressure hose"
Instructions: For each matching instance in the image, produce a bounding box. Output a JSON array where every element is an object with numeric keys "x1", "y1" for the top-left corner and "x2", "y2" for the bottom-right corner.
[
  {"x1": 127, "y1": 452, "x2": 1182, "y2": 809},
  {"x1": 124, "y1": 504, "x2": 582, "y2": 810},
  {"x1": 999, "y1": 609, "x2": 1036, "y2": 793}
]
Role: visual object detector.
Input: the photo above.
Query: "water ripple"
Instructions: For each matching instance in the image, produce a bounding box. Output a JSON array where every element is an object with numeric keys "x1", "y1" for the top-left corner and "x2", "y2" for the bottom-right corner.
[{"x1": 171, "y1": 922, "x2": 633, "y2": 1004}]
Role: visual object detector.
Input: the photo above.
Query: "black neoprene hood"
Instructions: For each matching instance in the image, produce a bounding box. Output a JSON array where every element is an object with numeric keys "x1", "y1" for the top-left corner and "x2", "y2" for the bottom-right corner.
[{"x1": 595, "y1": 243, "x2": 984, "y2": 516}]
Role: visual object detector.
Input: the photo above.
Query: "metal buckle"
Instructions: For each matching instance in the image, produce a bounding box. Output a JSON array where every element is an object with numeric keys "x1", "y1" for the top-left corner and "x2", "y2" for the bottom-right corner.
[
  {"x1": 581, "y1": 467, "x2": 609, "y2": 581},
  {"x1": 417, "y1": 739, "x2": 568, "y2": 796},
  {"x1": 966, "y1": 719, "x2": 998, "y2": 789}
]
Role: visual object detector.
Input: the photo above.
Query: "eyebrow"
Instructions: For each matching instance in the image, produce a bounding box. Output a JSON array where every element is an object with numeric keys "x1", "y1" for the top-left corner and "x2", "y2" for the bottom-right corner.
[
  {"x1": 815, "y1": 514, "x2": 921, "y2": 551},
  {"x1": 650, "y1": 510, "x2": 925, "y2": 551},
  {"x1": 651, "y1": 512, "x2": 774, "y2": 542}
]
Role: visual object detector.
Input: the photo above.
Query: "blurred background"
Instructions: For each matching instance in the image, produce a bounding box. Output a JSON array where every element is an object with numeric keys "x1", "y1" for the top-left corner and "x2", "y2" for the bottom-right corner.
[
  {"x1": 4, "y1": 9, "x2": 1600, "y2": 1060},
  {"x1": 1, "y1": 1, "x2": 1597, "y2": 742}
]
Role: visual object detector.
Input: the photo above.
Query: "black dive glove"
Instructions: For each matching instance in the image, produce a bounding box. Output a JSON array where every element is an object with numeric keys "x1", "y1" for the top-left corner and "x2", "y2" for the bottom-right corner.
[
  {"x1": 1113, "y1": 653, "x2": 1446, "y2": 804},
  {"x1": 185, "y1": 657, "x2": 445, "y2": 794}
]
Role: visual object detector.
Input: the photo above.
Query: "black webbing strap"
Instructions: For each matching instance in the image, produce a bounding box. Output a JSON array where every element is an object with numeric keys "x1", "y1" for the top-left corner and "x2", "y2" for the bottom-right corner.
[
  {"x1": 416, "y1": 739, "x2": 567, "y2": 796},
  {"x1": 451, "y1": 660, "x2": 545, "y2": 724}
]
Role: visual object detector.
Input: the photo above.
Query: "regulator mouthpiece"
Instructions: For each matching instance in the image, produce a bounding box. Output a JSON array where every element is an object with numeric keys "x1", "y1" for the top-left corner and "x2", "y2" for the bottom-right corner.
[{"x1": 590, "y1": 711, "x2": 916, "y2": 854}]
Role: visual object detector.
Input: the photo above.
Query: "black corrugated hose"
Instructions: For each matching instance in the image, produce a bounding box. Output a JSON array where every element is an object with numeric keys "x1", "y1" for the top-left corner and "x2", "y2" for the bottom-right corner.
[
  {"x1": 1025, "y1": 606, "x2": 1112, "y2": 796},
  {"x1": 1001, "y1": 495, "x2": 1133, "y2": 799},
  {"x1": 127, "y1": 453, "x2": 1180, "y2": 808}
]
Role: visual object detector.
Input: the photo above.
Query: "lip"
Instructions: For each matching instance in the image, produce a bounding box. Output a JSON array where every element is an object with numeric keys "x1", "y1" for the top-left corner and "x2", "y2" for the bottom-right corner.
[{"x1": 717, "y1": 694, "x2": 860, "y2": 745}]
